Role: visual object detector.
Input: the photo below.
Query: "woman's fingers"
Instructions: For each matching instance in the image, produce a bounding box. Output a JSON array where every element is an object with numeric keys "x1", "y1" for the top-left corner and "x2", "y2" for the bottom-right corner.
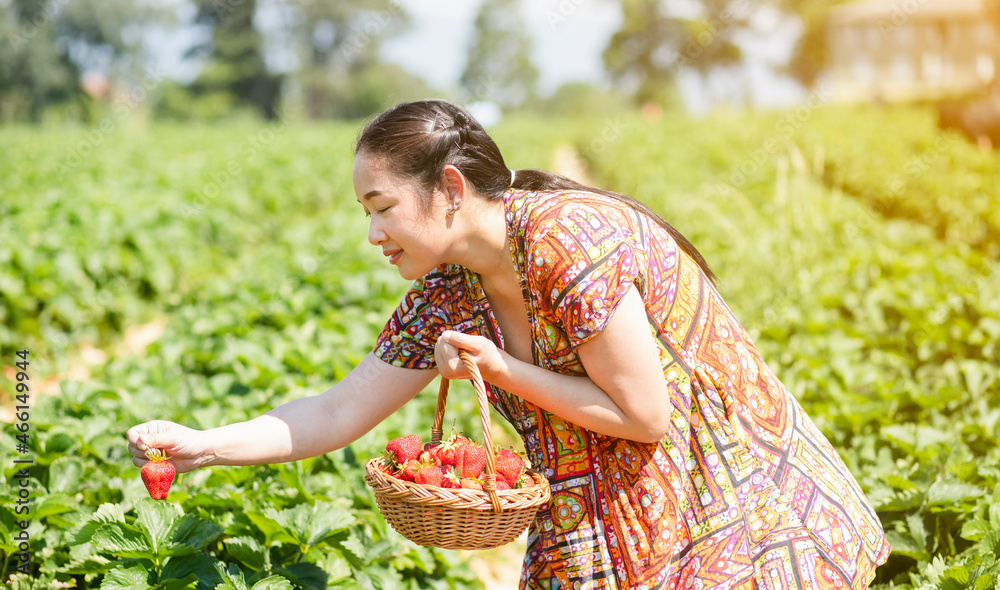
[
  {"x1": 125, "y1": 421, "x2": 206, "y2": 473},
  {"x1": 127, "y1": 420, "x2": 171, "y2": 456},
  {"x1": 435, "y1": 331, "x2": 504, "y2": 380}
]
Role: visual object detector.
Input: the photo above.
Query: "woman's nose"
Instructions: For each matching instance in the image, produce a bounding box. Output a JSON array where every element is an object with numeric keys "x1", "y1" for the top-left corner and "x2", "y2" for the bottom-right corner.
[{"x1": 368, "y1": 217, "x2": 386, "y2": 245}]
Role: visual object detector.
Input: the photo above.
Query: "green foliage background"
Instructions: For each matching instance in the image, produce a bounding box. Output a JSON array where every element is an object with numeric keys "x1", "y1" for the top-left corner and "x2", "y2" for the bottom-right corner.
[{"x1": 1, "y1": 104, "x2": 999, "y2": 588}]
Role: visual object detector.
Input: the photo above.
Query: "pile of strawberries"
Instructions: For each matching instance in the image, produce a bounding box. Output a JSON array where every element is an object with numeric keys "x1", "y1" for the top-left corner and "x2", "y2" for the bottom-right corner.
[{"x1": 380, "y1": 431, "x2": 529, "y2": 491}]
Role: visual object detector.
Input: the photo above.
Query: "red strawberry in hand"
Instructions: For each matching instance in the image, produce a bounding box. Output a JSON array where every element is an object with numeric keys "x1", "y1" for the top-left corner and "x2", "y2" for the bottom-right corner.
[{"x1": 141, "y1": 448, "x2": 175, "y2": 500}]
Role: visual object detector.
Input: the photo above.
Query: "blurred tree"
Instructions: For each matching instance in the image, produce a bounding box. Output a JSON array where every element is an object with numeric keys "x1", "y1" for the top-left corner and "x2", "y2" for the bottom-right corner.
[
  {"x1": 285, "y1": 0, "x2": 415, "y2": 119},
  {"x1": 0, "y1": 0, "x2": 151, "y2": 122},
  {"x1": 777, "y1": 0, "x2": 851, "y2": 89},
  {"x1": 603, "y1": 0, "x2": 746, "y2": 105},
  {"x1": 460, "y1": 0, "x2": 538, "y2": 108},
  {"x1": 187, "y1": 0, "x2": 282, "y2": 119}
]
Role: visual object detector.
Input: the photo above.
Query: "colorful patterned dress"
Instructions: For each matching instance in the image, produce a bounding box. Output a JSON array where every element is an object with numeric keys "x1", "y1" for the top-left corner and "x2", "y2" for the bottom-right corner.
[{"x1": 374, "y1": 189, "x2": 890, "y2": 589}]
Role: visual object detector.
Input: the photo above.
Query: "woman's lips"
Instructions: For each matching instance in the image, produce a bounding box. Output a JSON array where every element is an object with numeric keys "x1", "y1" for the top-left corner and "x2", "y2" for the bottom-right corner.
[{"x1": 384, "y1": 249, "x2": 402, "y2": 264}]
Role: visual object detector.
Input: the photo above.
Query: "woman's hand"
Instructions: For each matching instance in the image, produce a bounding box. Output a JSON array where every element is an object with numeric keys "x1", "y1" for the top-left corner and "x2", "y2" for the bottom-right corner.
[
  {"x1": 435, "y1": 330, "x2": 506, "y2": 382},
  {"x1": 127, "y1": 420, "x2": 213, "y2": 474}
]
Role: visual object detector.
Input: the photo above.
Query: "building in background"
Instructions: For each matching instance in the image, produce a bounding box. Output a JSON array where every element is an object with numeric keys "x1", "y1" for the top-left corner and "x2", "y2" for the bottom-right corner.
[{"x1": 827, "y1": 0, "x2": 998, "y2": 102}]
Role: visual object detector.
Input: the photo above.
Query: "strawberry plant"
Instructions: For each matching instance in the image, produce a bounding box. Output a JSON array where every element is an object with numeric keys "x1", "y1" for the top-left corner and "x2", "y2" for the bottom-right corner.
[{"x1": 3, "y1": 106, "x2": 998, "y2": 588}]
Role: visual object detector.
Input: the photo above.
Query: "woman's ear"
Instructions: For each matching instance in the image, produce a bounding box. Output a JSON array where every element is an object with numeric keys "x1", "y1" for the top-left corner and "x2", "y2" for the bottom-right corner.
[{"x1": 440, "y1": 164, "x2": 466, "y2": 204}]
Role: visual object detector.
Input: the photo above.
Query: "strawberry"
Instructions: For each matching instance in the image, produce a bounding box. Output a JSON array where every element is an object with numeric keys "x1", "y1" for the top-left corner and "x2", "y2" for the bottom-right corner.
[
  {"x1": 140, "y1": 448, "x2": 175, "y2": 500},
  {"x1": 495, "y1": 448, "x2": 526, "y2": 485},
  {"x1": 495, "y1": 478, "x2": 511, "y2": 491},
  {"x1": 385, "y1": 435, "x2": 423, "y2": 466},
  {"x1": 437, "y1": 437, "x2": 466, "y2": 469},
  {"x1": 460, "y1": 444, "x2": 488, "y2": 478},
  {"x1": 398, "y1": 459, "x2": 422, "y2": 482},
  {"x1": 460, "y1": 477, "x2": 483, "y2": 490},
  {"x1": 421, "y1": 442, "x2": 442, "y2": 465},
  {"x1": 414, "y1": 465, "x2": 443, "y2": 487},
  {"x1": 438, "y1": 465, "x2": 461, "y2": 489}
]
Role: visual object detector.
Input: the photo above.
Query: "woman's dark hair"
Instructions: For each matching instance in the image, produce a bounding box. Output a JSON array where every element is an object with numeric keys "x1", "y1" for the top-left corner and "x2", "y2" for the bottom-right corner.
[{"x1": 355, "y1": 99, "x2": 717, "y2": 284}]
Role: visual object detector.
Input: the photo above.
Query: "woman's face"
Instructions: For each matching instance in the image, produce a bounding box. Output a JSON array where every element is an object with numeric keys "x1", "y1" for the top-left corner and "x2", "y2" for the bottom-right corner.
[{"x1": 352, "y1": 153, "x2": 454, "y2": 280}]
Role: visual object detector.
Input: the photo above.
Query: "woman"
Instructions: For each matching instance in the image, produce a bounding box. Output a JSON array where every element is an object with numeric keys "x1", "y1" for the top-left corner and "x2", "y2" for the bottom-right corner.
[{"x1": 129, "y1": 99, "x2": 889, "y2": 588}]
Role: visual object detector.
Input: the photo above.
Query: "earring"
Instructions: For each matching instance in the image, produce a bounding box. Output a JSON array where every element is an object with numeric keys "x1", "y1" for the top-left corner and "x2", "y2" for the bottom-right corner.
[{"x1": 446, "y1": 200, "x2": 462, "y2": 217}]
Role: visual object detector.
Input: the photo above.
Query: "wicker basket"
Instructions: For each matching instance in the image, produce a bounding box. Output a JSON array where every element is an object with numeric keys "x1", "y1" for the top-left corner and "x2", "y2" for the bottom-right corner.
[{"x1": 364, "y1": 351, "x2": 551, "y2": 550}]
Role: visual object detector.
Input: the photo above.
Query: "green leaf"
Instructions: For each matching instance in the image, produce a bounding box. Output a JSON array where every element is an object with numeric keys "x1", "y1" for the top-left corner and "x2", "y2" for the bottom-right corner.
[
  {"x1": 136, "y1": 499, "x2": 182, "y2": 555},
  {"x1": 92, "y1": 523, "x2": 154, "y2": 559},
  {"x1": 43, "y1": 431, "x2": 77, "y2": 456},
  {"x1": 48, "y1": 456, "x2": 87, "y2": 493},
  {"x1": 361, "y1": 564, "x2": 404, "y2": 590},
  {"x1": 59, "y1": 555, "x2": 117, "y2": 575},
  {"x1": 338, "y1": 531, "x2": 366, "y2": 566},
  {"x1": 905, "y1": 512, "x2": 927, "y2": 548},
  {"x1": 213, "y1": 562, "x2": 248, "y2": 590},
  {"x1": 4, "y1": 573, "x2": 36, "y2": 590},
  {"x1": 886, "y1": 531, "x2": 928, "y2": 561},
  {"x1": 980, "y1": 530, "x2": 1000, "y2": 559},
  {"x1": 101, "y1": 562, "x2": 152, "y2": 590},
  {"x1": 961, "y1": 519, "x2": 993, "y2": 542},
  {"x1": 160, "y1": 552, "x2": 222, "y2": 587},
  {"x1": 161, "y1": 514, "x2": 223, "y2": 557},
  {"x1": 153, "y1": 576, "x2": 199, "y2": 590},
  {"x1": 250, "y1": 576, "x2": 294, "y2": 590},
  {"x1": 927, "y1": 480, "x2": 986, "y2": 507},
  {"x1": 261, "y1": 501, "x2": 355, "y2": 547},
  {"x1": 278, "y1": 562, "x2": 328, "y2": 590},
  {"x1": 875, "y1": 488, "x2": 924, "y2": 512},
  {"x1": 960, "y1": 359, "x2": 996, "y2": 398},
  {"x1": 74, "y1": 503, "x2": 128, "y2": 544},
  {"x1": 225, "y1": 536, "x2": 266, "y2": 570},
  {"x1": 989, "y1": 501, "x2": 1000, "y2": 527},
  {"x1": 30, "y1": 492, "x2": 78, "y2": 521}
]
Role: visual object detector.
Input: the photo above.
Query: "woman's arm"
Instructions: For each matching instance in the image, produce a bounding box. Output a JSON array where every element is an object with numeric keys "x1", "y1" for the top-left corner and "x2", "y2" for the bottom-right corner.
[
  {"x1": 436, "y1": 285, "x2": 673, "y2": 444},
  {"x1": 127, "y1": 352, "x2": 437, "y2": 472}
]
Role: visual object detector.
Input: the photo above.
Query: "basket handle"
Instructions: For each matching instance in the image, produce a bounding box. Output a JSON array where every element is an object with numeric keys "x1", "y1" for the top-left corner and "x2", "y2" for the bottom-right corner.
[{"x1": 431, "y1": 350, "x2": 502, "y2": 513}]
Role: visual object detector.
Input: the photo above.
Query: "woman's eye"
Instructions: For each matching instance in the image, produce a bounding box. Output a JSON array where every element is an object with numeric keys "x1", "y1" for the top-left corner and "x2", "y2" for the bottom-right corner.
[{"x1": 376, "y1": 207, "x2": 390, "y2": 215}]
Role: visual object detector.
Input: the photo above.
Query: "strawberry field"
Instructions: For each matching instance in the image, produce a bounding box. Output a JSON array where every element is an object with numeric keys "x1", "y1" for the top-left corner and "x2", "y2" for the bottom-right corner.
[{"x1": 1, "y1": 104, "x2": 999, "y2": 589}]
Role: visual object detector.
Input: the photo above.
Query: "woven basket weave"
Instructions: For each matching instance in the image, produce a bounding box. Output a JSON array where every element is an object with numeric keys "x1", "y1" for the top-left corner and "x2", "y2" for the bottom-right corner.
[{"x1": 364, "y1": 351, "x2": 551, "y2": 550}]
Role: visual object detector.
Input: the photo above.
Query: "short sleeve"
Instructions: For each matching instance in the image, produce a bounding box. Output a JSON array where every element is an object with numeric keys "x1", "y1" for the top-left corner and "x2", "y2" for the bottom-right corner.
[
  {"x1": 373, "y1": 265, "x2": 474, "y2": 369},
  {"x1": 525, "y1": 203, "x2": 642, "y2": 348}
]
